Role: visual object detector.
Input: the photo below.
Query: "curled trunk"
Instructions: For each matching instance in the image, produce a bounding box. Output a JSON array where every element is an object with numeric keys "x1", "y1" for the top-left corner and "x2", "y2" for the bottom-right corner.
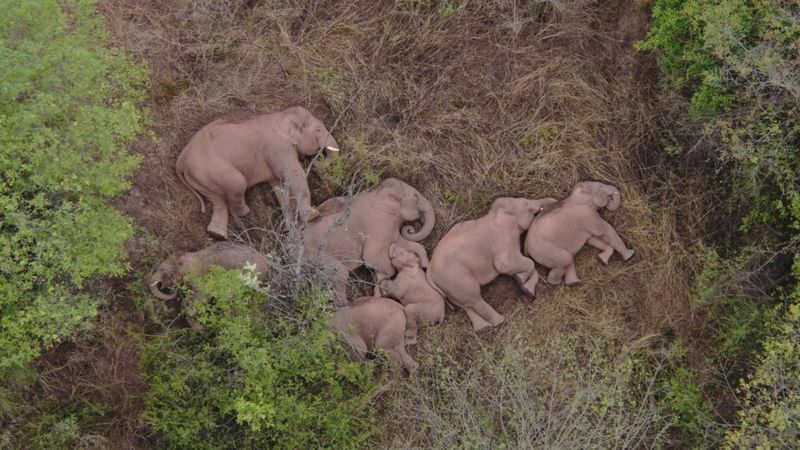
[
  {"x1": 607, "y1": 189, "x2": 620, "y2": 211},
  {"x1": 149, "y1": 275, "x2": 177, "y2": 301},
  {"x1": 401, "y1": 192, "x2": 435, "y2": 242}
]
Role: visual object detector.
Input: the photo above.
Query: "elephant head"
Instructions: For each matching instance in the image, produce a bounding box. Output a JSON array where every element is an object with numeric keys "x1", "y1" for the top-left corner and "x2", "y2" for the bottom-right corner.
[
  {"x1": 389, "y1": 242, "x2": 430, "y2": 269},
  {"x1": 572, "y1": 181, "x2": 620, "y2": 211},
  {"x1": 491, "y1": 197, "x2": 559, "y2": 230},
  {"x1": 149, "y1": 254, "x2": 189, "y2": 301},
  {"x1": 377, "y1": 178, "x2": 435, "y2": 242},
  {"x1": 289, "y1": 112, "x2": 340, "y2": 157}
]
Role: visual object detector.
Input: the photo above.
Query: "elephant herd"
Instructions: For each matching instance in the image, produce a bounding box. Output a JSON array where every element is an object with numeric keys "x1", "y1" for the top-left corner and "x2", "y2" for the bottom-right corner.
[{"x1": 150, "y1": 106, "x2": 636, "y2": 374}]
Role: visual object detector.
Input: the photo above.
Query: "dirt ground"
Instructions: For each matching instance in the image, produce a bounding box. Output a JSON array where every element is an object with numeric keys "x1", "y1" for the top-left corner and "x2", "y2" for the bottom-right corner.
[{"x1": 25, "y1": 0, "x2": 718, "y2": 447}]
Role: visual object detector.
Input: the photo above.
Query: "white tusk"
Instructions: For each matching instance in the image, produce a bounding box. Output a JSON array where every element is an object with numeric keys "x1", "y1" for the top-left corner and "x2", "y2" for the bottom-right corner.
[
  {"x1": 325, "y1": 146, "x2": 340, "y2": 152},
  {"x1": 149, "y1": 281, "x2": 160, "y2": 286}
]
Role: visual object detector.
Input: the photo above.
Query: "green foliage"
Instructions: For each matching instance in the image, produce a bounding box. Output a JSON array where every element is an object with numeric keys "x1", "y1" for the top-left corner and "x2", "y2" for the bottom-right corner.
[
  {"x1": 0, "y1": 0, "x2": 147, "y2": 372},
  {"x1": 724, "y1": 273, "x2": 800, "y2": 448},
  {"x1": 317, "y1": 135, "x2": 382, "y2": 192},
  {"x1": 144, "y1": 267, "x2": 375, "y2": 449},
  {"x1": 638, "y1": 0, "x2": 800, "y2": 230},
  {"x1": 660, "y1": 365, "x2": 714, "y2": 443},
  {"x1": 693, "y1": 246, "x2": 774, "y2": 360}
]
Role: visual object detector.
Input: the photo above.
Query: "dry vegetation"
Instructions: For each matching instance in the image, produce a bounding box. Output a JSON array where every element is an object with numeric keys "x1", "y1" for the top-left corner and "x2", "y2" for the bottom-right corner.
[{"x1": 48, "y1": 0, "x2": 719, "y2": 446}]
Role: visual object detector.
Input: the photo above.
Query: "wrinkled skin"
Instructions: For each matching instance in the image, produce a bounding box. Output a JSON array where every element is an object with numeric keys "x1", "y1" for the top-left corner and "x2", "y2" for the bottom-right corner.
[
  {"x1": 149, "y1": 242, "x2": 271, "y2": 328},
  {"x1": 380, "y1": 244, "x2": 445, "y2": 345},
  {"x1": 304, "y1": 178, "x2": 435, "y2": 305},
  {"x1": 524, "y1": 181, "x2": 635, "y2": 288},
  {"x1": 332, "y1": 296, "x2": 419, "y2": 374},
  {"x1": 428, "y1": 197, "x2": 558, "y2": 332},
  {"x1": 176, "y1": 106, "x2": 340, "y2": 239}
]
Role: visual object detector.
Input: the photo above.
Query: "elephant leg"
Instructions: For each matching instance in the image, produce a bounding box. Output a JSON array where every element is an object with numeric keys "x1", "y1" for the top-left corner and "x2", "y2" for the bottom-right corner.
[
  {"x1": 587, "y1": 237, "x2": 614, "y2": 265},
  {"x1": 547, "y1": 267, "x2": 566, "y2": 285},
  {"x1": 207, "y1": 196, "x2": 230, "y2": 240},
  {"x1": 283, "y1": 164, "x2": 317, "y2": 222},
  {"x1": 464, "y1": 307, "x2": 492, "y2": 331},
  {"x1": 495, "y1": 251, "x2": 537, "y2": 295},
  {"x1": 564, "y1": 262, "x2": 580, "y2": 286},
  {"x1": 324, "y1": 258, "x2": 350, "y2": 306},
  {"x1": 597, "y1": 221, "x2": 634, "y2": 261},
  {"x1": 374, "y1": 272, "x2": 389, "y2": 297},
  {"x1": 227, "y1": 190, "x2": 250, "y2": 217},
  {"x1": 403, "y1": 304, "x2": 421, "y2": 345},
  {"x1": 389, "y1": 345, "x2": 419, "y2": 374},
  {"x1": 343, "y1": 333, "x2": 368, "y2": 361}
]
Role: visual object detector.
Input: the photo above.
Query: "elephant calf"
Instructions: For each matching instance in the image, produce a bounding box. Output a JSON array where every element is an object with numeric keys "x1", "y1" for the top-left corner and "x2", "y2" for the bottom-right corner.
[
  {"x1": 380, "y1": 244, "x2": 445, "y2": 344},
  {"x1": 524, "y1": 181, "x2": 635, "y2": 288},
  {"x1": 149, "y1": 242, "x2": 271, "y2": 328},
  {"x1": 428, "y1": 197, "x2": 557, "y2": 332},
  {"x1": 332, "y1": 297, "x2": 419, "y2": 374}
]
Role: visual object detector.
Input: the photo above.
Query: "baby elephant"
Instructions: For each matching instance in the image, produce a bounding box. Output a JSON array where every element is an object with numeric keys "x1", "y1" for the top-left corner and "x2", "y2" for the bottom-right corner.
[
  {"x1": 428, "y1": 197, "x2": 557, "y2": 332},
  {"x1": 380, "y1": 244, "x2": 445, "y2": 344},
  {"x1": 149, "y1": 242, "x2": 271, "y2": 327},
  {"x1": 524, "y1": 181, "x2": 635, "y2": 288},
  {"x1": 332, "y1": 297, "x2": 419, "y2": 374}
]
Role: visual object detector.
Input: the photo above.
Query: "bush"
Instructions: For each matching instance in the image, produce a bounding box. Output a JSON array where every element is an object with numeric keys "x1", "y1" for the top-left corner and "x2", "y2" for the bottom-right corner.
[
  {"x1": 143, "y1": 267, "x2": 376, "y2": 449},
  {"x1": 0, "y1": 0, "x2": 147, "y2": 372},
  {"x1": 637, "y1": 0, "x2": 800, "y2": 230},
  {"x1": 381, "y1": 331, "x2": 671, "y2": 448},
  {"x1": 724, "y1": 272, "x2": 800, "y2": 448}
]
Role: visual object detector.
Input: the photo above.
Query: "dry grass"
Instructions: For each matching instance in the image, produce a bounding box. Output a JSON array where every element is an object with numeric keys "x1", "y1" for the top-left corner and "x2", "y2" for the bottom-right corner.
[{"x1": 93, "y1": 0, "x2": 717, "y2": 447}]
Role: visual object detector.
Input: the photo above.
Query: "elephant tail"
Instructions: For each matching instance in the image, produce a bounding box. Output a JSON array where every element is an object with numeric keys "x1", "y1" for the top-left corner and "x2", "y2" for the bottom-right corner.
[
  {"x1": 176, "y1": 164, "x2": 206, "y2": 214},
  {"x1": 425, "y1": 269, "x2": 451, "y2": 308}
]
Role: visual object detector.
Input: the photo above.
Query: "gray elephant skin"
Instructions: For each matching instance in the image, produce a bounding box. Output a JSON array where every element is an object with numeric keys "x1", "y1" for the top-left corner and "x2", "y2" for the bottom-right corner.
[
  {"x1": 176, "y1": 106, "x2": 340, "y2": 239},
  {"x1": 303, "y1": 178, "x2": 435, "y2": 305},
  {"x1": 524, "y1": 181, "x2": 635, "y2": 288},
  {"x1": 427, "y1": 197, "x2": 557, "y2": 332},
  {"x1": 332, "y1": 296, "x2": 419, "y2": 374}
]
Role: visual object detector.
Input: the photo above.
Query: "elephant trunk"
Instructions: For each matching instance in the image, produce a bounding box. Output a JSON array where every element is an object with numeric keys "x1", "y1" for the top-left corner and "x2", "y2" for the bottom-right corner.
[
  {"x1": 607, "y1": 189, "x2": 621, "y2": 211},
  {"x1": 401, "y1": 192, "x2": 435, "y2": 242},
  {"x1": 149, "y1": 273, "x2": 177, "y2": 301}
]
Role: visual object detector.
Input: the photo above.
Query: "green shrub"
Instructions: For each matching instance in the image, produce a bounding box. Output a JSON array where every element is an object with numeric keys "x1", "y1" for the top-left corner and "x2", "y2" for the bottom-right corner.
[
  {"x1": 144, "y1": 267, "x2": 375, "y2": 449},
  {"x1": 660, "y1": 365, "x2": 715, "y2": 444},
  {"x1": 724, "y1": 264, "x2": 800, "y2": 448},
  {"x1": 638, "y1": 0, "x2": 800, "y2": 230},
  {"x1": 0, "y1": 0, "x2": 147, "y2": 372}
]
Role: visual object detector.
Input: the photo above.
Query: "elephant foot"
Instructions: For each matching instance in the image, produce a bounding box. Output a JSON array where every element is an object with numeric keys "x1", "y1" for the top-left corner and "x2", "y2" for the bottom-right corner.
[
  {"x1": 513, "y1": 271, "x2": 531, "y2": 285},
  {"x1": 405, "y1": 331, "x2": 418, "y2": 346},
  {"x1": 301, "y1": 207, "x2": 320, "y2": 223},
  {"x1": 207, "y1": 223, "x2": 228, "y2": 240},
  {"x1": 465, "y1": 308, "x2": 492, "y2": 332},
  {"x1": 520, "y1": 278, "x2": 539, "y2": 299},
  {"x1": 598, "y1": 251, "x2": 612, "y2": 266},
  {"x1": 230, "y1": 204, "x2": 250, "y2": 217},
  {"x1": 565, "y1": 279, "x2": 581, "y2": 287},
  {"x1": 622, "y1": 249, "x2": 637, "y2": 261}
]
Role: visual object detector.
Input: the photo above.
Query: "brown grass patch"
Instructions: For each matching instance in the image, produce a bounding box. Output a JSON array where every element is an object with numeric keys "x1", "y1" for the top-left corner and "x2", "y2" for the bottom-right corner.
[{"x1": 76, "y1": 0, "x2": 719, "y2": 446}]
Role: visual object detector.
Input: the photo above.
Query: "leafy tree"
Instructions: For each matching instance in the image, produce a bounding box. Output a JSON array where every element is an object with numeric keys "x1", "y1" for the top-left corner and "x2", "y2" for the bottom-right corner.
[{"x1": 0, "y1": 0, "x2": 147, "y2": 372}]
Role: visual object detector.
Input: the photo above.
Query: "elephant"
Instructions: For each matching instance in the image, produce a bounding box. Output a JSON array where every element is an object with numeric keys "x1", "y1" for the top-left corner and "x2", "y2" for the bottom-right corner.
[
  {"x1": 427, "y1": 197, "x2": 558, "y2": 332},
  {"x1": 332, "y1": 296, "x2": 419, "y2": 374},
  {"x1": 176, "y1": 106, "x2": 340, "y2": 239},
  {"x1": 303, "y1": 178, "x2": 435, "y2": 305},
  {"x1": 524, "y1": 181, "x2": 635, "y2": 288},
  {"x1": 379, "y1": 243, "x2": 445, "y2": 344},
  {"x1": 149, "y1": 242, "x2": 271, "y2": 328}
]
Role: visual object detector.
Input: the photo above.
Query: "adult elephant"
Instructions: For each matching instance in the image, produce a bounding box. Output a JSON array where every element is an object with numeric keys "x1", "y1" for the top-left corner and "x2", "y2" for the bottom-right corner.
[
  {"x1": 176, "y1": 106, "x2": 340, "y2": 239},
  {"x1": 524, "y1": 181, "x2": 635, "y2": 289},
  {"x1": 304, "y1": 178, "x2": 435, "y2": 305},
  {"x1": 427, "y1": 197, "x2": 557, "y2": 331}
]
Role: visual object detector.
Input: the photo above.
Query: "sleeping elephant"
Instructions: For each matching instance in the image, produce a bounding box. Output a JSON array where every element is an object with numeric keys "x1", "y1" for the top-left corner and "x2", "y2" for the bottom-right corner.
[
  {"x1": 149, "y1": 242, "x2": 271, "y2": 328},
  {"x1": 304, "y1": 178, "x2": 435, "y2": 306},
  {"x1": 524, "y1": 181, "x2": 635, "y2": 288},
  {"x1": 176, "y1": 106, "x2": 340, "y2": 239},
  {"x1": 332, "y1": 296, "x2": 419, "y2": 374},
  {"x1": 427, "y1": 197, "x2": 557, "y2": 332}
]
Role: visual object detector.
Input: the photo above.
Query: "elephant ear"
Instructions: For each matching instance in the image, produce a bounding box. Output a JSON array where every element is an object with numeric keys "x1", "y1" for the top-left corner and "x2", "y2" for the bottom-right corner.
[
  {"x1": 592, "y1": 190, "x2": 609, "y2": 209},
  {"x1": 315, "y1": 197, "x2": 348, "y2": 218}
]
